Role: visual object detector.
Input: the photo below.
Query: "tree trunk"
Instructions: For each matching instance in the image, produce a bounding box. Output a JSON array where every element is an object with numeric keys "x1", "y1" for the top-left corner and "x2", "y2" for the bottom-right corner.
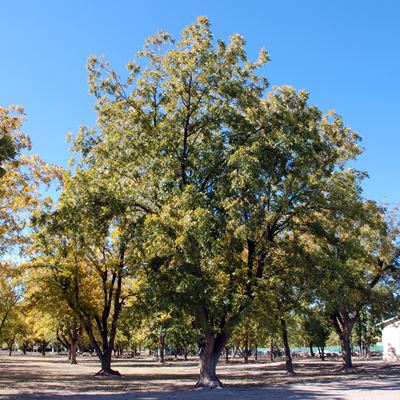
[
  {"x1": 255, "y1": 344, "x2": 258, "y2": 361},
  {"x1": 330, "y1": 311, "x2": 356, "y2": 370},
  {"x1": 197, "y1": 352, "x2": 221, "y2": 388},
  {"x1": 233, "y1": 346, "x2": 238, "y2": 358},
  {"x1": 321, "y1": 345, "x2": 325, "y2": 361},
  {"x1": 280, "y1": 318, "x2": 295, "y2": 374},
  {"x1": 309, "y1": 343, "x2": 314, "y2": 357},
  {"x1": 270, "y1": 338, "x2": 274, "y2": 362},
  {"x1": 70, "y1": 341, "x2": 78, "y2": 365},
  {"x1": 340, "y1": 333, "x2": 353, "y2": 369},
  {"x1": 159, "y1": 334, "x2": 165, "y2": 364},
  {"x1": 243, "y1": 334, "x2": 249, "y2": 364},
  {"x1": 95, "y1": 351, "x2": 120, "y2": 376},
  {"x1": 195, "y1": 332, "x2": 226, "y2": 388},
  {"x1": 225, "y1": 347, "x2": 229, "y2": 363}
]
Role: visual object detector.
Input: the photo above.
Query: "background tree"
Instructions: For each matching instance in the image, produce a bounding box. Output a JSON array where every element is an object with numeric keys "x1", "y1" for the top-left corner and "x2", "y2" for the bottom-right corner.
[
  {"x1": 56, "y1": 312, "x2": 83, "y2": 364},
  {"x1": 1, "y1": 105, "x2": 62, "y2": 344},
  {"x1": 302, "y1": 310, "x2": 332, "y2": 360},
  {"x1": 30, "y1": 169, "x2": 145, "y2": 375},
  {"x1": 305, "y1": 177, "x2": 399, "y2": 370}
]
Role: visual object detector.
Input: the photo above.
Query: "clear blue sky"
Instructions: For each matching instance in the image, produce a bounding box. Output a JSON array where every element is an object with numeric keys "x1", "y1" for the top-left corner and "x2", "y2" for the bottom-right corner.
[{"x1": 1, "y1": 0, "x2": 399, "y2": 203}]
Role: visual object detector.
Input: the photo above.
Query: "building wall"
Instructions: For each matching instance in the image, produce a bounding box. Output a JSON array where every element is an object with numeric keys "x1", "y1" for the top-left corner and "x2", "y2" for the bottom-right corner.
[{"x1": 382, "y1": 322, "x2": 400, "y2": 361}]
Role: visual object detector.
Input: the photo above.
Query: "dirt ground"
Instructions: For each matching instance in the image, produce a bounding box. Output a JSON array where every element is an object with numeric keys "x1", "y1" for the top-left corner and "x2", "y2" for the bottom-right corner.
[{"x1": 0, "y1": 352, "x2": 399, "y2": 399}]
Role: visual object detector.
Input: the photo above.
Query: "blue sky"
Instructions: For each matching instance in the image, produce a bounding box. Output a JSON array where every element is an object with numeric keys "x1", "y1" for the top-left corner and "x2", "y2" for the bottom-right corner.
[{"x1": 1, "y1": 0, "x2": 399, "y2": 203}]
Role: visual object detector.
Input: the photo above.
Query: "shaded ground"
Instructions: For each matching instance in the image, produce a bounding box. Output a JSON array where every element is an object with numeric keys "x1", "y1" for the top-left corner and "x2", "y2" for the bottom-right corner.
[{"x1": 0, "y1": 352, "x2": 399, "y2": 399}]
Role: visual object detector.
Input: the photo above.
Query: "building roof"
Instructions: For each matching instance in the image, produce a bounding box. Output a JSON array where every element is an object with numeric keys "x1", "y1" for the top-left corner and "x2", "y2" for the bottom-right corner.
[{"x1": 378, "y1": 316, "x2": 400, "y2": 328}]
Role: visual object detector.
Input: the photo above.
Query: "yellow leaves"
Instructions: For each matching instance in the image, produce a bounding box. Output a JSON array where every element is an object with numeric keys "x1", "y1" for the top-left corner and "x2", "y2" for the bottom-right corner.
[{"x1": 0, "y1": 105, "x2": 64, "y2": 255}]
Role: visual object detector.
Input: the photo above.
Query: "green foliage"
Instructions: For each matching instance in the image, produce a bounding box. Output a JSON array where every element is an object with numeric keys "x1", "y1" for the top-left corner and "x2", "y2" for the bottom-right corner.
[{"x1": 302, "y1": 310, "x2": 331, "y2": 349}]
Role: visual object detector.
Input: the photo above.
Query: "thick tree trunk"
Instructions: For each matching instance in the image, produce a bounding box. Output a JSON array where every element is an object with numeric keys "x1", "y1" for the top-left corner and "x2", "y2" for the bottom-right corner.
[
  {"x1": 197, "y1": 352, "x2": 221, "y2": 388},
  {"x1": 340, "y1": 333, "x2": 353, "y2": 369},
  {"x1": 330, "y1": 311, "x2": 356, "y2": 370},
  {"x1": 95, "y1": 352, "x2": 120, "y2": 376},
  {"x1": 280, "y1": 318, "x2": 295, "y2": 374},
  {"x1": 195, "y1": 332, "x2": 226, "y2": 388}
]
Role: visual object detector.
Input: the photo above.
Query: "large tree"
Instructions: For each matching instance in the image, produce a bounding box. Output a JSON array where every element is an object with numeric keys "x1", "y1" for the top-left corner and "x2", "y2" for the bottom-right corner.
[{"x1": 72, "y1": 17, "x2": 362, "y2": 387}]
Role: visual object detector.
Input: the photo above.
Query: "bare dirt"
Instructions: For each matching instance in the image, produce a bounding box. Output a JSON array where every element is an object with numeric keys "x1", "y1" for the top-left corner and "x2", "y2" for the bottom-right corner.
[{"x1": 0, "y1": 352, "x2": 399, "y2": 399}]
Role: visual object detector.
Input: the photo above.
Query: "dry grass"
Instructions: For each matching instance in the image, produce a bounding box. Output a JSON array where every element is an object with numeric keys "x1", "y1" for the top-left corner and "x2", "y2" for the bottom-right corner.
[{"x1": 0, "y1": 352, "x2": 399, "y2": 398}]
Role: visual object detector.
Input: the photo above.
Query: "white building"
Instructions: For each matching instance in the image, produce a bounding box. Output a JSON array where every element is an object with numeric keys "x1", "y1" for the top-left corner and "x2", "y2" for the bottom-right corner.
[{"x1": 381, "y1": 316, "x2": 400, "y2": 362}]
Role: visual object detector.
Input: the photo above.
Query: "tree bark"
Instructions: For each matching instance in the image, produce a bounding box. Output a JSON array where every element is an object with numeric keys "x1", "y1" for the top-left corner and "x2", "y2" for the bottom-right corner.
[
  {"x1": 70, "y1": 326, "x2": 82, "y2": 364},
  {"x1": 340, "y1": 332, "x2": 353, "y2": 369},
  {"x1": 70, "y1": 341, "x2": 78, "y2": 365},
  {"x1": 195, "y1": 332, "x2": 226, "y2": 388},
  {"x1": 41, "y1": 342, "x2": 47, "y2": 356},
  {"x1": 330, "y1": 311, "x2": 356, "y2": 370},
  {"x1": 159, "y1": 333, "x2": 166, "y2": 364},
  {"x1": 95, "y1": 353, "x2": 120, "y2": 376},
  {"x1": 309, "y1": 343, "x2": 314, "y2": 357},
  {"x1": 243, "y1": 334, "x2": 249, "y2": 364},
  {"x1": 224, "y1": 347, "x2": 229, "y2": 363},
  {"x1": 270, "y1": 338, "x2": 274, "y2": 362},
  {"x1": 280, "y1": 318, "x2": 295, "y2": 374}
]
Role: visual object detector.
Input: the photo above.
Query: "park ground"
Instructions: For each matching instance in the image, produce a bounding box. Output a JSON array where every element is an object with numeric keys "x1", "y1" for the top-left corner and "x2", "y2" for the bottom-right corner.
[{"x1": 0, "y1": 353, "x2": 399, "y2": 399}]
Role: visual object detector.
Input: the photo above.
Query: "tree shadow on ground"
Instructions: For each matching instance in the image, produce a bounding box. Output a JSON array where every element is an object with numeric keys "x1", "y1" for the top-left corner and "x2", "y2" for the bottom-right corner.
[
  {"x1": 2, "y1": 355, "x2": 400, "y2": 399},
  {"x1": 3, "y1": 385, "x2": 347, "y2": 400}
]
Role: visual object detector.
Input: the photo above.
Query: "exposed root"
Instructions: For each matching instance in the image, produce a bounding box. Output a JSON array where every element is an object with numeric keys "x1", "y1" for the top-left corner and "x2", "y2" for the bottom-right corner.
[
  {"x1": 94, "y1": 368, "x2": 121, "y2": 377},
  {"x1": 195, "y1": 377, "x2": 224, "y2": 389}
]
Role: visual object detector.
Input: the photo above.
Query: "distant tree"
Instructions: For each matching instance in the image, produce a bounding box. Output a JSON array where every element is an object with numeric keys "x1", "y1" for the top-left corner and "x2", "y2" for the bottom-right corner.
[
  {"x1": 0, "y1": 105, "x2": 61, "y2": 341},
  {"x1": 302, "y1": 310, "x2": 331, "y2": 360},
  {"x1": 0, "y1": 305, "x2": 27, "y2": 356},
  {"x1": 56, "y1": 314, "x2": 83, "y2": 364}
]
